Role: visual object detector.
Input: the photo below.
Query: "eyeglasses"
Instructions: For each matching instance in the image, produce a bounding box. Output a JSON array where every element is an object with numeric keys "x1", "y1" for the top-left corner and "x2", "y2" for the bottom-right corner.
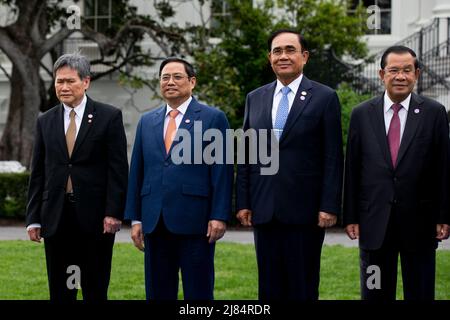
[
  {"x1": 271, "y1": 47, "x2": 302, "y2": 56},
  {"x1": 384, "y1": 67, "x2": 415, "y2": 76},
  {"x1": 160, "y1": 73, "x2": 190, "y2": 83}
]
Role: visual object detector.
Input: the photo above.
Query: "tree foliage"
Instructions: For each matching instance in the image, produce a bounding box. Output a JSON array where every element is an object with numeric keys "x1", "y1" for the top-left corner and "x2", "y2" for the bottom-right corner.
[
  {"x1": 0, "y1": 0, "x2": 188, "y2": 166},
  {"x1": 192, "y1": 0, "x2": 368, "y2": 128}
]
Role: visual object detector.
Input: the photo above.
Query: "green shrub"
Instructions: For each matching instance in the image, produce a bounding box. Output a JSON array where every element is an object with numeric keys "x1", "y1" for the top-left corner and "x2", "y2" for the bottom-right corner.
[
  {"x1": 337, "y1": 83, "x2": 371, "y2": 151},
  {"x1": 0, "y1": 172, "x2": 29, "y2": 219}
]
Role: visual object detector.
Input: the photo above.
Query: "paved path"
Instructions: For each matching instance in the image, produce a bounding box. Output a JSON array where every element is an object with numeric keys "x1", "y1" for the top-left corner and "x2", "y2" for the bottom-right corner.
[{"x1": 2, "y1": 226, "x2": 449, "y2": 250}]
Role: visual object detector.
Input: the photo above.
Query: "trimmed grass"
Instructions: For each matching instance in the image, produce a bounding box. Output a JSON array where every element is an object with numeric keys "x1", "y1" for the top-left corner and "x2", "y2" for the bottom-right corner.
[{"x1": 0, "y1": 240, "x2": 448, "y2": 300}]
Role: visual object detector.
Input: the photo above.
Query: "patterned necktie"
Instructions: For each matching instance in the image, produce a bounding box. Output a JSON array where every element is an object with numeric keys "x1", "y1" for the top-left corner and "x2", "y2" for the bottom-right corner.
[
  {"x1": 387, "y1": 103, "x2": 402, "y2": 168},
  {"x1": 66, "y1": 109, "x2": 76, "y2": 193},
  {"x1": 274, "y1": 86, "x2": 291, "y2": 140},
  {"x1": 165, "y1": 109, "x2": 180, "y2": 153}
]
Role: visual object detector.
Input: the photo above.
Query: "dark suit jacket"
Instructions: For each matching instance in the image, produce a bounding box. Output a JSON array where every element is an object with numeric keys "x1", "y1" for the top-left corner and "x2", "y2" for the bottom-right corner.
[
  {"x1": 343, "y1": 93, "x2": 449, "y2": 251},
  {"x1": 124, "y1": 97, "x2": 233, "y2": 235},
  {"x1": 26, "y1": 96, "x2": 129, "y2": 238},
  {"x1": 236, "y1": 76, "x2": 344, "y2": 226}
]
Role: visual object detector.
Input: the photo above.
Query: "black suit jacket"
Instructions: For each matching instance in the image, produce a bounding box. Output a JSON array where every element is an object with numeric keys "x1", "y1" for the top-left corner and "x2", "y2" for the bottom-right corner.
[
  {"x1": 236, "y1": 76, "x2": 344, "y2": 225},
  {"x1": 343, "y1": 93, "x2": 449, "y2": 251},
  {"x1": 26, "y1": 96, "x2": 129, "y2": 238}
]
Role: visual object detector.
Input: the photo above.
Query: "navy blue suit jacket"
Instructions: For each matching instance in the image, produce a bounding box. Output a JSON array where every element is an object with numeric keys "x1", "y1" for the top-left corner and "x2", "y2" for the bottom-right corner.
[
  {"x1": 236, "y1": 76, "x2": 344, "y2": 225},
  {"x1": 124, "y1": 98, "x2": 233, "y2": 235}
]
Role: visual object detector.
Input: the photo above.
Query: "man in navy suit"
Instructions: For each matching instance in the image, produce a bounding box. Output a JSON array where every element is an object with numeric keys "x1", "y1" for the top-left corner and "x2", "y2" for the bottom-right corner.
[
  {"x1": 236, "y1": 29, "x2": 344, "y2": 300},
  {"x1": 344, "y1": 46, "x2": 449, "y2": 300},
  {"x1": 124, "y1": 57, "x2": 233, "y2": 300}
]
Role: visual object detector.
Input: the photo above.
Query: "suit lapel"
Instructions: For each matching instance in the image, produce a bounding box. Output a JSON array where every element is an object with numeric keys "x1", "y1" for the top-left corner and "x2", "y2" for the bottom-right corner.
[
  {"x1": 56, "y1": 104, "x2": 69, "y2": 159},
  {"x1": 153, "y1": 106, "x2": 166, "y2": 156},
  {"x1": 396, "y1": 93, "x2": 423, "y2": 168},
  {"x1": 368, "y1": 95, "x2": 393, "y2": 170},
  {"x1": 71, "y1": 97, "x2": 95, "y2": 157},
  {"x1": 166, "y1": 98, "x2": 201, "y2": 159},
  {"x1": 262, "y1": 82, "x2": 276, "y2": 131},
  {"x1": 280, "y1": 75, "x2": 313, "y2": 143}
]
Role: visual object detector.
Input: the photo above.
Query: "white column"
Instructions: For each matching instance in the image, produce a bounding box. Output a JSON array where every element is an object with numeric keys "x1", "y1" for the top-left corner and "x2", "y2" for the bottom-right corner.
[
  {"x1": 432, "y1": 0, "x2": 450, "y2": 45},
  {"x1": 433, "y1": 0, "x2": 450, "y2": 17}
]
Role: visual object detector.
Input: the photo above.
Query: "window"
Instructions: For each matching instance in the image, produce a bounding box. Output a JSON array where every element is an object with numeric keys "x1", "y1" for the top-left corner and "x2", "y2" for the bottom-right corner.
[
  {"x1": 349, "y1": 0, "x2": 391, "y2": 35},
  {"x1": 210, "y1": 0, "x2": 230, "y2": 36},
  {"x1": 84, "y1": 0, "x2": 113, "y2": 33}
]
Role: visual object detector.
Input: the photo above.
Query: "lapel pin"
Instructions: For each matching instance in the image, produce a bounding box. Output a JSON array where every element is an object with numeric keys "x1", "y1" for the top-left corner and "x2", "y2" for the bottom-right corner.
[
  {"x1": 300, "y1": 96, "x2": 306, "y2": 101},
  {"x1": 414, "y1": 108, "x2": 420, "y2": 114},
  {"x1": 301, "y1": 91, "x2": 307, "y2": 96},
  {"x1": 185, "y1": 119, "x2": 190, "y2": 124}
]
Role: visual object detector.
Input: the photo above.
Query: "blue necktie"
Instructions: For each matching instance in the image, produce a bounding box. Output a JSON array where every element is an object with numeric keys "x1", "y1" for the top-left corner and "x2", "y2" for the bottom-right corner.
[{"x1": 274, "y1": 86, "x2": 291, "y2": 140}]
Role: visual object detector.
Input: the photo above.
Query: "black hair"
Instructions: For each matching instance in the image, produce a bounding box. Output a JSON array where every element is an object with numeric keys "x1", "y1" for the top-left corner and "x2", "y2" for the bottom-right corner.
[
  {"x1": 267, "y1": 29, "x2": 308, "y2": 52},
  {"x1": 159, "y1": 57, "x2": 196, "y2": 77},
  {"x1": 380, "y1": 45, "x2": 419, "y2": 69}
]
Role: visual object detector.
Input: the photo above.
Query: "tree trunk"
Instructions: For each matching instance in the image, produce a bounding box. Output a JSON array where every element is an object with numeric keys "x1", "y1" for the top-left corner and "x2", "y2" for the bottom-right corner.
[{"x1": 0, "y1": 61, "x2": 41, "y2": 168}]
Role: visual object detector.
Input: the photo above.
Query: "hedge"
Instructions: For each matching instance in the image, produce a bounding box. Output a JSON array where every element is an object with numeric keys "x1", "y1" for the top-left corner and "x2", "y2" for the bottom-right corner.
[{"x1": 0, "y1": 172, "x2": 30, "y2": 219}]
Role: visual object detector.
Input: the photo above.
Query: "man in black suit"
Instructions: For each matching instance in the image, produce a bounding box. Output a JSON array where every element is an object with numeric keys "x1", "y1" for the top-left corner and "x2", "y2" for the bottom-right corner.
[
  {"x1": 343, "y1": 45, "x2": 449, "y2": 300},
  {"x1": 235, "y1": 29, "x2": 344, "y2": 300},
  {"x1": 26, "y1": 53, "x2": 128, "y2": 301}
]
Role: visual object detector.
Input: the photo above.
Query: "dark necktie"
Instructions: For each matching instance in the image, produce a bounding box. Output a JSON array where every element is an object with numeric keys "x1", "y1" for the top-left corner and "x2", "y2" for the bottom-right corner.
[
  {"x1": 387, "y1": 103, "x2": 402, "y2": 168},
  {"x1": 66, "y1": 109, "x2": 76, "y2": 193}
]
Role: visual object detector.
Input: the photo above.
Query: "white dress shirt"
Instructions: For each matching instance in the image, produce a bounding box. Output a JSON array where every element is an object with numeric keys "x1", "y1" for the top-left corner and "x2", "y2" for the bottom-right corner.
[
  {"x1": 383, "y1": 92, "x2": 410, "y2": 141},
  {"x1": 163, "y1": 96, "x2": 191, "y2": 137},
  {"x1": 132, "y1": 96, "x2": 192, "y2": 226},
  {"x1": 26, "y1": 95, "x2": 88, "y2": 231},
  {"x1": 271, "y1": 74, "x2": 303, "y2": 126},
  {"x1": 63, "y1": 95, "x2": 87, "y2": 137}
]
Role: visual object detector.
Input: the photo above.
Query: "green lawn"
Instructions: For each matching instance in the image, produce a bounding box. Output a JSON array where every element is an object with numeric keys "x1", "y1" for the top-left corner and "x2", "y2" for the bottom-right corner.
[{"x1": 0, "y1": 240, "x2": 449, "y2": 300}]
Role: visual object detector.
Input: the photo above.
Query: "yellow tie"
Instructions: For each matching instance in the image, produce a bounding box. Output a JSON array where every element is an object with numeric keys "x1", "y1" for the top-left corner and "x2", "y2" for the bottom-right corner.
[
  {"x1": 164, "y1": 109, "x2": 180, "y2": 153},
  {"x1": 66, "y1": 109, "x2": 76, "y2": 193}
]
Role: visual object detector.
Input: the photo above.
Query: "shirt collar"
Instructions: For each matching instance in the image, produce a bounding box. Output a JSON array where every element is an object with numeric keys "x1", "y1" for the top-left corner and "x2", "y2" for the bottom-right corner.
[
  {"x1": 63, "y1": 95, "x2": 87, "y2": 116},
  {"x1": 166, "y1": 96, "x2": 192, "y2": 117},
  {"x1": 274, "y1": 74, "x2": 303, "y2": 96},
  {"x1": 384, "y1": 92, "x2": 411, "y2": 114}
]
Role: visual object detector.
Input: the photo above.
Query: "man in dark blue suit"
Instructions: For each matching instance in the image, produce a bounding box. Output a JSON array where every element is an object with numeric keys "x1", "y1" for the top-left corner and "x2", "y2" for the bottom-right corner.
[
  {"x1": 236, "y1": 29, "x2": 344, "y2": 300},
  {"x1": 124, "y1": 57, "x2": 233, "y2": 300}
]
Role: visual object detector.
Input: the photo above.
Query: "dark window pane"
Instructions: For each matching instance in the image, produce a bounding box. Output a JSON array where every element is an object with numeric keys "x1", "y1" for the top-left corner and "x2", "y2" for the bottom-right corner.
[
  {"x1": 85, "y1": 18, "x2": 96, "y2": 30},
  {"x1": 85, "y1": 0, "x2": 95, "y2": 16},
  {"x1": 97, "y1": 0, "x2": 111, "y2": 15},
  {"x1": 377, "y1": 0, "x2": 391, "y2": 9},
  {"x1": 97, "y1": 18, "x2": 110, "y2": 33},
  {"x1": 379, "y1": 11, "x2": 391, "y2": 34}
]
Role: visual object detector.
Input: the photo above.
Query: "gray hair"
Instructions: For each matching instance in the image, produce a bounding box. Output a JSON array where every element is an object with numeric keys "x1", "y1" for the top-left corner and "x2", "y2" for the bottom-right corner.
[{"x1": 53, "y1": 53, "x2": 91, "y2": 79}]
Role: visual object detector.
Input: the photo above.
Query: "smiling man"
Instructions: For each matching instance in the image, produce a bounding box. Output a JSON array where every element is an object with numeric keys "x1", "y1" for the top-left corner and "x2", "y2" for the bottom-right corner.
[
  {"x1": 26, "y1": 53, "x2": 128, "y2": 301},
  {"x1": 236, "y1": 29, "x2": 344, "y2": 300},
  {"x1": 124, "y1": 57, "x2": 233, "y2": 300},
  {"x1": 343, "y1": 45, "x2": 450, "y2": 300}
]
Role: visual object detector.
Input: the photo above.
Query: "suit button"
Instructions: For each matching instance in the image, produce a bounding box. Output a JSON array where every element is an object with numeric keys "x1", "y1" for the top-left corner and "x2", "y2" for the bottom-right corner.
[
  {"x1": 68, "y1": 164, "x2": 72, "y2": 168},
  {"x1": 393, "y1": 177, "x2": 398, "y2": 182},
  {"x1": 164, "y1": 162, "x2": 169, "y2": 167},
  {"x1": 392, "y1": 199, "x2": 398, "y2": 204}
]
